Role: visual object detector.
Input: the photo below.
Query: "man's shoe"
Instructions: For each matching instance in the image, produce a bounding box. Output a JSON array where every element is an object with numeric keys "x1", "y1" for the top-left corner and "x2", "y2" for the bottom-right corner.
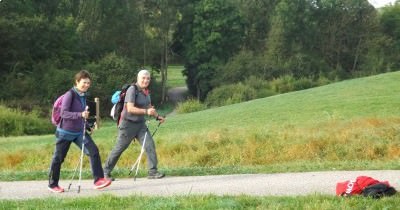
[
  {"x1": 94, "y1": 178, "x2": 112, "y2": 189},
  {"x1": 104, "y1": 174, "x2": 115, "y2": 181},
  {"x1": 148, "y1": 172, "x2": 165, "y2": 179},
  {"x1": 48, "y1": 185, "x2": 64, "y2": 193}
]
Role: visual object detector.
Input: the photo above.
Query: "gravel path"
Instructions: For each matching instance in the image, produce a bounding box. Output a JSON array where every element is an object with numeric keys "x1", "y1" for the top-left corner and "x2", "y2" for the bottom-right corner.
[
  {"x1": 1, "y1": 170, "x2": 399, "y2": 200},
  {"x1": 167, "y1": 86, "x2": 188, "y2": 104}
]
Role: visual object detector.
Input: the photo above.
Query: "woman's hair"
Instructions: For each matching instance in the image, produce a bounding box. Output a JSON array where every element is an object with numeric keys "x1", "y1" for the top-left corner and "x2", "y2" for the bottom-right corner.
[{"x1": 74, "y1": 70, "x2": 91, "y2": 84}]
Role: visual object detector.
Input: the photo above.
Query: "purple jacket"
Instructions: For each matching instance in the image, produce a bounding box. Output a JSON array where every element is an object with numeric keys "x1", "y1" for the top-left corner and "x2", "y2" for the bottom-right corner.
[{"x1": 59, "y1": 88, "x2": 86, "y2": 132}]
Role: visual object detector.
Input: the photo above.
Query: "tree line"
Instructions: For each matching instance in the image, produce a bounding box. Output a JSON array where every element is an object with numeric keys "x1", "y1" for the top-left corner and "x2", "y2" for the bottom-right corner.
[{"x1": 0, "y1": 0, "x2": 399, "y2": 116}]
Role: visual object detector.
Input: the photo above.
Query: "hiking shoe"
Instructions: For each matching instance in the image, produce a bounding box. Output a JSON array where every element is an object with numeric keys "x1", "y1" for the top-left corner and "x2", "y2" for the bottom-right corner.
[
  {"x1": 104, "y1": 174, "x2": 115, "y2": 181},
  {"x1": 94, "y1": 178, "x2": 112, "y2": 189},
  {"x1": 148, "y1": 172, "x2": 165, "y2": 179},
  {"x1": 48, "y1": 185, "x2": 64, "y2": 193}
]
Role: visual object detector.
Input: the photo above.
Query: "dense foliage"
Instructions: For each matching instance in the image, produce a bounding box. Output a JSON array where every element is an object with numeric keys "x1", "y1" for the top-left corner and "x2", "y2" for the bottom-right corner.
[
  {"x1": 1, "y1": 0, "x2": 400, "y2": 114},
  {"x1": 174, "y1": 0, "x2": 400, "y2": 100},
  {"x1": 0, "y1": 0, "x2": 169, "y2": 116}
]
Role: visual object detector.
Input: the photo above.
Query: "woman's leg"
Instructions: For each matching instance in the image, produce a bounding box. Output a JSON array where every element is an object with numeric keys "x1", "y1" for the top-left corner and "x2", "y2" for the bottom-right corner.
[
  {"x1": 80, "y1": 134, "x2": 104, "y2": 182},
  {"x1": 48, "y1": 139, "x2": 72, "y2": 187}
]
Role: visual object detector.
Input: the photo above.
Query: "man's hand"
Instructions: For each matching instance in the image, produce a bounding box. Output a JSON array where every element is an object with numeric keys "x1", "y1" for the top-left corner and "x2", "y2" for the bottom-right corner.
[{"x1": 156, "y1": 115, "x2": 165, "y2": 123}]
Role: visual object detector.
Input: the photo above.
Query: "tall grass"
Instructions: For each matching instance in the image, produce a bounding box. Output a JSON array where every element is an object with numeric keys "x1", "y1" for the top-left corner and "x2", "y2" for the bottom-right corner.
[{"x1": 1, "y1": 71, "x2": 400, "y2": 180}]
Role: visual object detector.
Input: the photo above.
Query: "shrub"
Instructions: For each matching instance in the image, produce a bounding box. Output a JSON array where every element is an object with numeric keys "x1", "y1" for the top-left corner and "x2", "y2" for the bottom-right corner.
[
  {"x1": 243, "y1": 76, "x2": 277, "y2": 98},
  {"x1": 270, "y1": 75, "x2": 296, "y2": 93},
  {"x1": 205, "y1": 83, "x2": 257, "y2": 107},
  {"x1": 176, "y1": 99, "x2": 207, "y2": 114},
  {"x1": 270, "y1": 75, "x2": 325, "y2": 93},
  {"x1": 0, "y1": 105, "x2": 53, "y2": 136}
]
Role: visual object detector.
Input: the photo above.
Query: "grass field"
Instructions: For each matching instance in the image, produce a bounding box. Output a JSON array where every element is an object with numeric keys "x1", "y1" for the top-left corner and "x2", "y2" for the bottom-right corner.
[
  {"x1": 1, "y1": 194, "x2": 400, "y2": 210},
  {"x1": 1, "y1": 71, "x2": 400, "y2": 208},
  {"x1": 163, "y1": 65, "x2": 186, "y2": 88}
]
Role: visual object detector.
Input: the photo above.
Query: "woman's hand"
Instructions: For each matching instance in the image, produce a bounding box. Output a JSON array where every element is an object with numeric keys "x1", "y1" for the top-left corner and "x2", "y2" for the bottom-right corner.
[{"x1": 81, "y1": 110, "x2": 89, "y2": 119}]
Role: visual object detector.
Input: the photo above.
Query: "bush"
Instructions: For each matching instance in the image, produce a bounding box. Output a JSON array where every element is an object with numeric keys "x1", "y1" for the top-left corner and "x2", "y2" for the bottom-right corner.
[
  {"x1": 176, "y1": 99, "x2": 207, "y2": 114},
  {"x1": 0, "y1": 105, "x2": 53, "y2": 136},
  {"x1": 270, "y1": 74, "x2": 323, "y2": 93},
  {"x1": 205, "y1": 83, "x2": 257, "y2": 107},
  {"x1": 270, "y1": 75, "x2": 296, "y2": 93},
  {"x1": 243, "y1": 76, "x2": 277, "y2": 98}
]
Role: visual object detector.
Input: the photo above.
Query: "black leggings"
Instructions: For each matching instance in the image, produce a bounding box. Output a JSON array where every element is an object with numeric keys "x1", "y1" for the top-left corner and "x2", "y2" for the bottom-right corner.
[{"x1": 48, "y1": 133, "x2": 104, "y2": 187}]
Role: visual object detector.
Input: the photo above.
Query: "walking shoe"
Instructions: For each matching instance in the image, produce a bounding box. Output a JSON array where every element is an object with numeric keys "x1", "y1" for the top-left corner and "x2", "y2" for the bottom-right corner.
[
  {"x1": 48, "y1": 185, "x2": 64, "y2": 193},
  {"x1": 148, "y1": 172, "x2": 165, "y2": 179},
  {"x1": 94, "y1": 178, "x2": 112, "y2": 189},
  {"x1": 104, "y1": 174, "x2": 115, "y2": 181}
]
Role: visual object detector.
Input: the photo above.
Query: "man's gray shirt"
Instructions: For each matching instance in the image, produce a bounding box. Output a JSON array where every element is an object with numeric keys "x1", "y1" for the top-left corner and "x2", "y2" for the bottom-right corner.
[{"x1": 122, "y1": 84, "x2": 150, "y2": 123}]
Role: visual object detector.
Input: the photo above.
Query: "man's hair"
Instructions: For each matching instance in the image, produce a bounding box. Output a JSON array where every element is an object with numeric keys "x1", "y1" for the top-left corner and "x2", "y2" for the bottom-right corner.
[
  {"x1": 137, "y1": 69, "x2": 150, "y2": 79},
  {"x1": 74, "y1": 70, "x2": 91, "y2": 84}
]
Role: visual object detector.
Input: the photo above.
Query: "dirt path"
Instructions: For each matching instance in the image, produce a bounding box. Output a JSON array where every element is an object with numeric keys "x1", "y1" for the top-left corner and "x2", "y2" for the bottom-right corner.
[
  {"x1": 1, "y1": 170, "x2": 399, "y2": 200},
  {"x1": 167, "y1": 86, "x2": 188, "y2": 104},
  {"x1": 167, "y1": 86, "x2": 188, "y2": 116}
]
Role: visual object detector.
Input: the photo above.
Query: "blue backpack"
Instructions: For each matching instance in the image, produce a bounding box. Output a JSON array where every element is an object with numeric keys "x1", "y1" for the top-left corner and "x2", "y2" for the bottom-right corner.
[{"x1": 110, "y1": 84, "x2": 138, "y2": 124}]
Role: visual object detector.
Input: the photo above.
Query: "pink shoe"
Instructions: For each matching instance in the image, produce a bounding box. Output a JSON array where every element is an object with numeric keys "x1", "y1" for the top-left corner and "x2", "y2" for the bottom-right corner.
[
  {"x1": 48, "y1": 185, "x2": 65, "y2": 193},
  {"x1": 94, "y1": 178, "x2": 112, "y2": 189}
]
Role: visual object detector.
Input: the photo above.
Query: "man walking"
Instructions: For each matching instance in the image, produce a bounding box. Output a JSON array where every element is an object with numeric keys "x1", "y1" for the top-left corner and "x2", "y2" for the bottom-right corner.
[{"x1": 104, "y1": 69, "x2": 165, "y2": 180}]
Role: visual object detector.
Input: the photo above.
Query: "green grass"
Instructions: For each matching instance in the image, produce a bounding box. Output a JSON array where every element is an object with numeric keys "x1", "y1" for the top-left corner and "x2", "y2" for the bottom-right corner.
[
  {"x1": 1, "y1": 194, "x2": 400, "y2": 209},
  {"x1": 1, "y1": 71, "x2": 400, "y2": 181},
  {"x1": 166, "y1": 65, "x2": 186, "y2": 88}
]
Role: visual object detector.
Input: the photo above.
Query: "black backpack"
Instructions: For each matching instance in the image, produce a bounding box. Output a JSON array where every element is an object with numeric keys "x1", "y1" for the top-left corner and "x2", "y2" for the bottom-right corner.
[
  {"x1": 362, "y1": 183, "x2": 397, "y2": 199},
  {"x1": 111, "y1": 84, "x2": 138, "y2": 125}
]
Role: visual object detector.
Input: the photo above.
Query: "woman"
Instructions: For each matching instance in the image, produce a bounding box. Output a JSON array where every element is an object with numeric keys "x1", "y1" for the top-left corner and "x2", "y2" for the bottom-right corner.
[{"x1": 48, "y1": 70, "x2": 111, "y2": 193}]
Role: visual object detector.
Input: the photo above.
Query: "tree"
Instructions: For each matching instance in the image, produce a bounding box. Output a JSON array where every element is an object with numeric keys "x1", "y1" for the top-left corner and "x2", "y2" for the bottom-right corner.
[
  {"x1": 237, "y1": 0, "x2": 278, "y2": 53},
  {"x1": 142, "y1": 0, "x2": 179, "y2": 103},
  {"x1": 176, "y1": 0, "x2": 245, "y2": 99},
  {"x1": 314, "y1": 0, "x2": 378, "y2": 77},
  {"x1": 379, "y1": 2, "x2": 400, "y2": 70}
]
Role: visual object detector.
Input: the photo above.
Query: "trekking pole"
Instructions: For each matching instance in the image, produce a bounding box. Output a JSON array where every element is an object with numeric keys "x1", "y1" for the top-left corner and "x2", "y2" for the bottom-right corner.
[
  {"x1": 67, "y1": 158, "x2": 80, "y2": 191},
  {"x1": 128, "y1": 127, "x2": 148, "y2": 181},
  {"x1": 151, "y1": 121, "x2": 162, "y2": 137},
  {"x1": 77, "y1": 106, "x2": 89, "y2": 193},
  {"x1": 128, "y1": 120, "x2": 163, "y2": 180}
]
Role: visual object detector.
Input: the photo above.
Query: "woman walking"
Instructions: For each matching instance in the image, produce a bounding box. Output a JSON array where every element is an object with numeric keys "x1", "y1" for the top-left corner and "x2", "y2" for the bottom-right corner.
[{"x1": 48, "y1": 70, "x2": 111, "y2": 193}]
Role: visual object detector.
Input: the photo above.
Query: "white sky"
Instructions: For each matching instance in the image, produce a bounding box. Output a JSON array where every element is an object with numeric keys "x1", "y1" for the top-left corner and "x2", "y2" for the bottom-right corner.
[{"x1": 368, "y1": 0, "x2": 397, "y2": 8}]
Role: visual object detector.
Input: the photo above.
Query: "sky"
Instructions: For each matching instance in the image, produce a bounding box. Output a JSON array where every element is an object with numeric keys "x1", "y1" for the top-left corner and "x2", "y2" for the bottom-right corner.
[{"x1": 368, "y1": 0, "x2": 397, "y2": 8}]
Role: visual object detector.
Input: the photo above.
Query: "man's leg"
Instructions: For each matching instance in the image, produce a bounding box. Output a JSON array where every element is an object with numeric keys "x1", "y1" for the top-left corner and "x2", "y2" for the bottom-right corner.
[
  {"x1": 137, "y1": 124, "x2": 164, "y2": 179},
  {"x1": 103, "y1": 121, "x2": 137, "y2": 176}
]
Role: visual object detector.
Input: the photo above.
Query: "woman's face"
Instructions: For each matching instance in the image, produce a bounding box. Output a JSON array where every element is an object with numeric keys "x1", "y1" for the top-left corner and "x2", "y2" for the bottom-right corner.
[
  {"x1": 75, "y1": 78, "x2": 91, "y2": 93},
  {"x1": 137, "y1": 74, "x2": 151, "y2": 89}
]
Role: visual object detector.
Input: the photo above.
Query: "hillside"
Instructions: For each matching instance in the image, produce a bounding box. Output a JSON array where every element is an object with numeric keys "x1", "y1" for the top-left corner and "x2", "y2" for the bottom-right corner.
[
  {"x1": 1, "y1": 71, "x2": 400, "y2": 180},
  {"x1": 159, "y1": 71, "x2": 400, "y2": 137}
]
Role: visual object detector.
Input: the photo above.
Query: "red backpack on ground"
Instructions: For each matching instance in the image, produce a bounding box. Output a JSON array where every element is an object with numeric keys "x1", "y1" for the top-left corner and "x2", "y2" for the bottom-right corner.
[{"x1": 336, "y1": 176, "x2": 396, "y2": 198}]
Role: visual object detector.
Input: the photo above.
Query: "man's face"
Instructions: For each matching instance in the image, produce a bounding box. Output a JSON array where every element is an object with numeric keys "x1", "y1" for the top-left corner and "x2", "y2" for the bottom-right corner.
[{"x1": 137, "y1": 74, "x2": 151, "y2": 88}]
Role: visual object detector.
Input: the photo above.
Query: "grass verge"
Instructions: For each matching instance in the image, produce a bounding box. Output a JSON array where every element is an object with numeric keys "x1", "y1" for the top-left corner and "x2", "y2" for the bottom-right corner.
[{"x1": 1, "y1": 194, "x2": 400, "y2": 210}]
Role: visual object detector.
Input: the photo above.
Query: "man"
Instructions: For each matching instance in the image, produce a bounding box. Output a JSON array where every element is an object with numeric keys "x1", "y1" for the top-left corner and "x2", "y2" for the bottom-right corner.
[{"x1": 104, "y1": 69, "x2": 165, "y2": 180}]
